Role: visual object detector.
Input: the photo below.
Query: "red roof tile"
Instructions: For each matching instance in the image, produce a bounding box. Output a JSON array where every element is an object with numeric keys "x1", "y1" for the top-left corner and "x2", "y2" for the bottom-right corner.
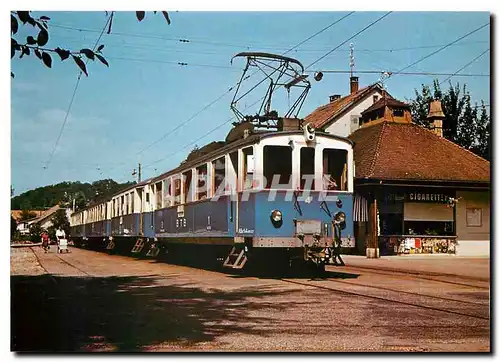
[
  {"x1": 304, "y1": 83, "x2": 388, "y2": 129},
  {"x1": 348, "y1": 121, "x2": 490, "y2": 183}
]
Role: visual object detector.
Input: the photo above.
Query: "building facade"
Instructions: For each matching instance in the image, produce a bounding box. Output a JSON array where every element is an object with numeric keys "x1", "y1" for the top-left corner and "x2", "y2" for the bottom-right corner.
[{"x1": 304, "y1": 85, "x2": 490, "y2": 257}]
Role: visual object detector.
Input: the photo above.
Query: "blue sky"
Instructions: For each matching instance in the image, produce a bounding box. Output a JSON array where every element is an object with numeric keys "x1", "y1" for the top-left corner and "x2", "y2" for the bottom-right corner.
[{"x1": 10, "y1": 11, "x2": 490, "y2": 196}]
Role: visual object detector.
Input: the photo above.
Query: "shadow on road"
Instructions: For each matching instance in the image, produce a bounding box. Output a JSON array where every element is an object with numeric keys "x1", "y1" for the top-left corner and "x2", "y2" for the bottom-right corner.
[{"x1": 11, "y1": 274, "x2": 293, "y2": 352}]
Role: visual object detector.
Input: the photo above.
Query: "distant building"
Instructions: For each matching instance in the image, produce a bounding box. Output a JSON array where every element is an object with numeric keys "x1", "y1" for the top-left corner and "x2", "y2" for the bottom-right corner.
[
  {"x1": 11, "y1": 205, "x2": 70, "y2": 234},
  {"x1": 347, "y1": 97, "x2": 490, "y2": 257},
  {"x1": 304, "y1": 76, "x2": 389, "y2": 137}
]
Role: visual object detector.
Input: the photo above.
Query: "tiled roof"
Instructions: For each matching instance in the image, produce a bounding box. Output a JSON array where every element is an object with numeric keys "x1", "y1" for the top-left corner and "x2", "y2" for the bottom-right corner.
[
  {"x1": 29, "y1": 205, "x2": 61, "y2": 224},
  {"x1": 11, "y1": 210, "x2": 44, "y2": 222},
  {"x1": 348, "y1": 121, "x2": 490, "y2": 183},
  {"x1": 361, "y1": 97, "x2": 410, "y2": 116},
  {"x1": 304, "y1": 83, "x2": 388, "y2": 129}
]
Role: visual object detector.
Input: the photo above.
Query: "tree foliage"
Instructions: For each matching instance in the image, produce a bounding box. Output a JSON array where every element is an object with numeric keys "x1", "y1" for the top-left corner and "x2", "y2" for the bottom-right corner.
[
  {"x1": 11, "y1": 216, "x2": 18, "y2": 239},
  {"x1": 49, "y1": 209, "x2": 70, "y2": 239},
  {"x1": 11, "y1": 179, "x2": 135, "y2": 211},
  {"x1": 29, "y1": 223, "x2": 43, "y2": 243},
  {"x1": 11, "y1": 11, "x2": 170, "y2": 78},
  {"x1": 408, "y1": 80, "x2": 490, "y2": 160}
]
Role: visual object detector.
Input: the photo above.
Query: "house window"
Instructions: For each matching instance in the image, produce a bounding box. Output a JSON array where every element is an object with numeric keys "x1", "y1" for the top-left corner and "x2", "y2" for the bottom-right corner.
[
  {"x1": 373, "y1": 95, "x2": 379, "y2": 103},
  {"x1": 466, "y1": 208, "x2": 482, "y2": 227},
  {"x1": 350, "y1": 115, "x2": 360, "y2": 133},
  {"x1": 393, "y1": 108, "x2": 404, "y2": 117}
]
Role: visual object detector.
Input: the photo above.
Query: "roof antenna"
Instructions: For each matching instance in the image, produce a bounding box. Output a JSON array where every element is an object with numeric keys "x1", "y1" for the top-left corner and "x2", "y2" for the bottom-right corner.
[
  {"x1": 379, "y1": 71, "x2": 392, "y2": 120},
  {"x1": 349, "y1": 43, "x2": 355, "y2": 78}
]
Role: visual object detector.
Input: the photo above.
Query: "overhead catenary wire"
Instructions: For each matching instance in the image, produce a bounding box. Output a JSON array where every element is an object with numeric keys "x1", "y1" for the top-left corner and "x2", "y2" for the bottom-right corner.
[
  {"x1": 108, "y1": 13, "x2": 356, "y2": 180},
  {"x1": 127, "y1": 12, "x2": 398, "y2": 178},
  {"x1": 136, "y1": 13, "x2": 396, "y2": 176},
  {"x1": 42, "y1": 13, "x2": 113, "y2": 174},
  {"x1": 50, "y1": 21, "x2": 489, "y2": 54},
  {"x1": 390, "y1": 22, "x2": 489, "y2": 77},
  {"x1": 305, "y1": 12, "x2": 393, "y2": 70},
  {"x1": 439, "y1": 48, "x2": 490, "y2": 85}
]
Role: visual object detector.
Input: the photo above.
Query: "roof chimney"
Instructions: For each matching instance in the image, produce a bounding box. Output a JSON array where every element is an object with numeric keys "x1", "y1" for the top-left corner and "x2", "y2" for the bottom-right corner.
[
  {"x1": 350, "y1": 76, "x2": 359, "y2": 94},
  {"x1": 426, "y1": 100, "x2": 445, "y2": 137},
  {"x1": 329, "y1": 94, "x2": 341, "y2": 102}
]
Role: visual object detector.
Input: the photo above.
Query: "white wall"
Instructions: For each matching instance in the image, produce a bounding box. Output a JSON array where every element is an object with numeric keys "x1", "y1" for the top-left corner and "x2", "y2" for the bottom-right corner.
[
  {"x1": 455, "y1": 190, "x2": 490, "y2": 256},
  {"x1": 325, "y1": 90, "x2": 383, "y2": 137}
]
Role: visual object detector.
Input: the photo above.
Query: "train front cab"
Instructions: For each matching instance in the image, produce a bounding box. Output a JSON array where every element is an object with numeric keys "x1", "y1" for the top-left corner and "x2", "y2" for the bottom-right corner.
[{"x1": 228, "y1": 132, "x2": 355, "y2": 270}]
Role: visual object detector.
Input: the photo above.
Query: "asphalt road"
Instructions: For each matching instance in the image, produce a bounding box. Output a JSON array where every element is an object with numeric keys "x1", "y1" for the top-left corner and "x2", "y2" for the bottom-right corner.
[{"x1": 10, "y1": 246, "x2": 490, "y2": 352}]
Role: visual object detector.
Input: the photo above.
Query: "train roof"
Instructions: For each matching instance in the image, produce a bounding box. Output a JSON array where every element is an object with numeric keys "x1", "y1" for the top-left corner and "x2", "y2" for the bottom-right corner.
[
  {"x1": 71, "y1": 130, "x2": 353, "y2": 216},
  {"x1": 150, "y1": 130, "x2": 353, "y2": 183}
]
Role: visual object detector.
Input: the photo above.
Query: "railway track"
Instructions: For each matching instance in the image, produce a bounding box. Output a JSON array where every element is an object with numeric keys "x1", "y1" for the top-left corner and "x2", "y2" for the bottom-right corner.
[
  {"x1": 337, "y1": 265, "x2": 490, "y2": 290},
  {"x1": 280, "y1": 277, "x2": 489, "y2": 321},
  {"x1": 30, "y1": 246, "x2": 92, "y2": 280}
]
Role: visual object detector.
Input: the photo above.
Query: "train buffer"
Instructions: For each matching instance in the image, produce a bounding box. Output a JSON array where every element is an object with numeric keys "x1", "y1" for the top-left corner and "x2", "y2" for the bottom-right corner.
[{"x1": 223, "y1": 246, "x2": 248, "y2": 269}]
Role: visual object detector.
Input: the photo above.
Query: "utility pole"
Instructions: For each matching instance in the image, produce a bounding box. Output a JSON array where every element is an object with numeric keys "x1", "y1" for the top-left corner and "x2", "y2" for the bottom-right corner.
[{"x1": 132, "y1": 163, "x2": 142, "y2": 183}]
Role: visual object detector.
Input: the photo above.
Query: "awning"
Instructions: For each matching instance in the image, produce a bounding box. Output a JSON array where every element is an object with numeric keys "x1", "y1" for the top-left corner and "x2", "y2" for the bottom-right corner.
[{"x1": 353, "y1": 194, "x2": 368, "y2": 222}]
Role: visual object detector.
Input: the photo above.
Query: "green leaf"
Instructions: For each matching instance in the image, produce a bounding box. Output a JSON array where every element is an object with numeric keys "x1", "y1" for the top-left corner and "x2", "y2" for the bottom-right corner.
[
  {"x1": 136, "y1": 11, "x2": 145, "y2": 21},
  {"x1": 97, "y1": 44, "x2": 105, "y2": 52},
  {"x1": 11, "y1": 15, "x2": 18, "y2": 34},
  {"x1": 11, "y1": 38, "x2": 18, "y2": 59},
  {"x1": 40, "y1": 16, "x2": 50, "y2": 20},
  {"x1": 80, "y1": 48, "x2": 95, "y2": 60},
  {"x1": 95, "y1": 54, "x2": 109, "y2": 67},
  {"x1": 17, "y1": 11, "x2": 30, "y2": 24},
  {"x1": 34, "y1": 48, "x2": 42, "y2": 59},
  {"x1": 11, "y1": 72, "x2": 15, "y2": 78},
  {"x1": 72, "y1": 55, "x2": 88, "y2": 76},
  {"x1": 27, "y1": 36, "x2": 36, "y2": 45},
  {"x1": 37, "y1": 28, "x2": 49, "y2": 47},
  {"x1": 41, "y1": 52, "x2": 52, "y2": 68},
  {"x1": 55, "y1": 47, "x2": 71, "y2": 61}
]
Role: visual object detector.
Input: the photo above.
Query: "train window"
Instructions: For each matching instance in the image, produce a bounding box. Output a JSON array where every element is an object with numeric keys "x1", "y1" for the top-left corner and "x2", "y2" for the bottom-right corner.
[
  {"x1": 322, "y1": 149, "x2": 348, "y2": 191},
  {"x1": 212, "y1": 156, "x2": 226, "y2": 196},
  {"x1": 300, "y1": 147, "x2": 315, "y2": 190},
  {"x1": 229, "y1": 151, "x2": 238, "y2": 192},
  {"x1": 173, "y1": 177, "x2": 182, "y2": 205},
  {"x1": 121, "y1": 195, "x2": 125, "y2": 215},
  {"x1": 263, "y1": 145, "x2": 292, "y2": 188},
  {"x1": 196, "y1": 164, "x2": 208, "y2": 200},
  {"x1": 131, "y1": 192, "x2": 134, "y2": 213},
  {"x1": 182, "y1": 170, "x2": 193, "y2": 203},
  {"x1": 242, "y1": 147, "x2": 254, "y2": 190},
  {"x1": 155, "y1": 182, "x2": 162, "y2": 209}
]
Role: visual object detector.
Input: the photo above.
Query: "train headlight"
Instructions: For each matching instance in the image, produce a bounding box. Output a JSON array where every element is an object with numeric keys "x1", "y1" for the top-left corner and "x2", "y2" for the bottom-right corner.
[{"x1": 270, "y1": 210, "x2": 283, "y2": 228}]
